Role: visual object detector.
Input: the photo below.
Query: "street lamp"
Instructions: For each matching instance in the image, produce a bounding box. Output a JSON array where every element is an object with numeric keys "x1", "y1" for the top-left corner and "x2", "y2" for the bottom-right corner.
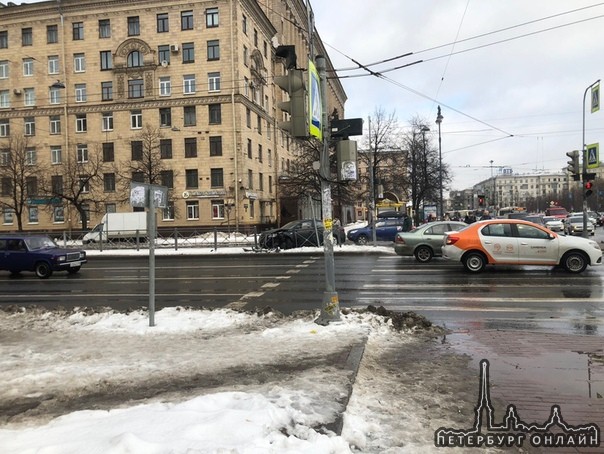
[{"x1": 435, "y1": 107, "x2": 443, "y2": 219}]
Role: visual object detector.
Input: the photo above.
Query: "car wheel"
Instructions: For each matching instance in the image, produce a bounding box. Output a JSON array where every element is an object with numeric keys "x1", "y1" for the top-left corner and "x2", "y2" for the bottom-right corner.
[
  {"x1": 67, "y1": 266, "x2": 81, "y2": 274},
  {"x1": 414, "y1": 245, "x2": 434, "y2": 263},
  {"x1": 34, "y1": 261, "x2": 53, "y2": 279},
  {"x1": 356, "y1": 234, "x2": 368, "y2": 245},
  {"x1": 561, "y1": 251, "x2": 588, "y2": 273},
  {"x1": 463, "y1": 251, "x2": 486, "y2": 273}
]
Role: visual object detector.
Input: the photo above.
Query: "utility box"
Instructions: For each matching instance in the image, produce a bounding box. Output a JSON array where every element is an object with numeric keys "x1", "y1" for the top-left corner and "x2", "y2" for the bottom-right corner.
[{"x1": 337, "y1": 140, "x2": 358, "y2": 181}]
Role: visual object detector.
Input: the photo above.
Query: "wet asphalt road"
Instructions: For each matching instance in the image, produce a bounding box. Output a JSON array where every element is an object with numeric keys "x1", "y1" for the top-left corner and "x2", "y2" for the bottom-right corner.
[{"x1": 2, "y1": 246, "x2": 604, "y2": 336}]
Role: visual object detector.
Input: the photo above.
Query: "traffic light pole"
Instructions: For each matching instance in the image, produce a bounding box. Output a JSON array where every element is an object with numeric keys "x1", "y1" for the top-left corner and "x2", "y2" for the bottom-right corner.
[{"x1": 315, "y1": 55, "x2": 340, "y2": 325}]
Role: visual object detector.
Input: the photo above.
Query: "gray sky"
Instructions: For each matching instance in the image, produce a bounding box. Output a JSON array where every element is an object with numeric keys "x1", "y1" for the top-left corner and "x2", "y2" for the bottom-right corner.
[
  {"x1": 17, "y1": 0, "x2": 604, "y2": 191},
  {"x1": 312, "y1": 0, "x2": 604, "y2": 190}
]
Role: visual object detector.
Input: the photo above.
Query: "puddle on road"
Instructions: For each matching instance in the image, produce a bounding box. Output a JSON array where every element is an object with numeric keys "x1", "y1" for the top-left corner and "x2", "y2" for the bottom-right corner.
[{"x1": 445, "y1": 331, "x2": 604, "y2": 400}]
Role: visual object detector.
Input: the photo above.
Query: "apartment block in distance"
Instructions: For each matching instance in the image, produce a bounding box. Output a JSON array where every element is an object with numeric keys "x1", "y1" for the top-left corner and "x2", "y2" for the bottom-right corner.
[{"x1": 0, "y1": 0, "x2": 346, "y2": 234}]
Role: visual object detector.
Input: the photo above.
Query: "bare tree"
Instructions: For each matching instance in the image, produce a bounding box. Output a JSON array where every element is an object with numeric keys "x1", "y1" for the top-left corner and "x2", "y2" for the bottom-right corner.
[{"x1": 0, "y1": 136, "x2": 48, "y2": 231}]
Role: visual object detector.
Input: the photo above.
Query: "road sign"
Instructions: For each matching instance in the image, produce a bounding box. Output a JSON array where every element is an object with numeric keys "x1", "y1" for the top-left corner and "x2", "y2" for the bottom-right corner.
[{"x1": 586, "y1": 143, "x2": 599, "y2": 169}]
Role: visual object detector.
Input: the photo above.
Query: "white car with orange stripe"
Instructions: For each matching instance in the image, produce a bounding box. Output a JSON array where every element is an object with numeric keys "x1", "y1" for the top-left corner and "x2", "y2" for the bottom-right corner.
[{"x1": 442, "y1": 219, "x2": 602, "y2": 273}]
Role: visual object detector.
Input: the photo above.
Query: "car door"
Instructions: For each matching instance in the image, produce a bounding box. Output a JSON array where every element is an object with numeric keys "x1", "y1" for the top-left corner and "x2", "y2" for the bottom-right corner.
[
  {"x1": 515, "y1": 223, "x2": 558, "y2": 264},
  {"x1": 478, "y1": 223, "x2": 519, "y2": 263}
]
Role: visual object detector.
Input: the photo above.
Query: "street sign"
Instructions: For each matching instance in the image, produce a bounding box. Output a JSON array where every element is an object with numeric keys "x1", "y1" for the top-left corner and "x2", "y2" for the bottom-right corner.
[{"x1": 586, "y1": 143, "x2": 599, "y2": 169}]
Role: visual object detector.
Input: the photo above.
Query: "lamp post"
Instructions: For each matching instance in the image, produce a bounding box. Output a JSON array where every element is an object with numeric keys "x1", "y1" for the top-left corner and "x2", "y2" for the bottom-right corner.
[{"x1": 435, "y1": 107, "x2": 443, "y2": 219}]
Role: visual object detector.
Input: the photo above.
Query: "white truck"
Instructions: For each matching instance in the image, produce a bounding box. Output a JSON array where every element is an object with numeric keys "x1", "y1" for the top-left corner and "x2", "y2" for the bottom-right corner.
[{"x1": 82, "y1": 212, "x2": 147, "y2": 244}]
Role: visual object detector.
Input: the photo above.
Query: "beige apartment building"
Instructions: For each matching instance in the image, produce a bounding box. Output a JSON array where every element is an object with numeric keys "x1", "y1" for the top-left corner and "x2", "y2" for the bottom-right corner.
[{"x1": 0, "y1": 0, "x2": 346, "y2": 233}]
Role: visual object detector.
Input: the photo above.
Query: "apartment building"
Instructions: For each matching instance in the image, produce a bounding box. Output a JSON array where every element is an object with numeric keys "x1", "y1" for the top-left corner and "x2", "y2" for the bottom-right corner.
[{"x1": 0, "y1": 0, "x2": 346, "y2": 233}]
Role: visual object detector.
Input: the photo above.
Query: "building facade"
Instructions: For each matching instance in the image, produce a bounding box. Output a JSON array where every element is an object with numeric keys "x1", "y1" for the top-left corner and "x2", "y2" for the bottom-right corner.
[{"x1": 0, "y1": 0, "x2": 346, "y2": 233}]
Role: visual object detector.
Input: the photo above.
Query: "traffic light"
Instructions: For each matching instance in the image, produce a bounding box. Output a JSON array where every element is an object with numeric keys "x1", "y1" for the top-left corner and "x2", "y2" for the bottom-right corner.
[
  {"x1": 478, "y1": 195, "x2": 485, "y2": 207},
  {"x1": 566, "y1": 150, "x2": 580, "y2": 180},
  {"x1": 274, "y1": 69, "x2": 308, "y2": 138},
  {"x1": 585, "y1": 180, "x2": 594, "y2": 197}
]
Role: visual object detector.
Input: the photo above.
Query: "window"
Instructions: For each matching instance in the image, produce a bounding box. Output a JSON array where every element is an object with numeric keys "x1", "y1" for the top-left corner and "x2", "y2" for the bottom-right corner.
[
  {"x1": 72, "y1": 22, "x2": 83, "y2": 40},
  {"x1": 75, "y1": 83, "x2": 87, "y2": 102},
  {"x1": 208, "y1": 72, "x2": 220, "y2": 91},
  {"x1": 99, "y1": 19, "x2": 111, "y2": 38},
  {"x1": 158, "y1": 45, "x2": 170, "y2": 64},
  {"x1": 102, "y1": 112, "x2": 113, "y2": 131},
  {"x1": 182, "y1": 42, "x2": 194, "y2": 63},
  {"x1": 127, "y1": 51, "x2": 143, "y2": 67},
  {"x1": 159, "y1": 108, "x2": 171, "y2": 127},
  {"x1": 211, "y1": 200, "x2": 225, "y2": 219},
  {"x1": 209, "y1": 104, "x2": 221, "y2": 124},
  {"x1": 28, "y1": 206, "x2": 39, "y2": 223},
  {"x1": 24, "y1": 117, "x2": 35, "y2": 136},
  {"x1": 103, "y1": 142, "x2": 114, "y2": 162},
  {"x1": 207, "y1": 40, "x2": 220, "y2": 60},
  {"x1": 0, "y1": 119, "x2": 9, "y2": 136},
  {"x1": 53, "y1": 206, "x2": 65, "y2": 223},
  {"x1": 74, "y1": 53, "x2": 86, "y2": 72},
  {"x1": 184, "y1": 138, "x2": 197, "y2": 158},
  {"x1": 128, "y1": 79, "x2": 144, "y2": 98},
  {"x1": 210, "y1": 168, "x2": 223, "y2": 188},
  {"x1": 48, "y1": 55, "x2": 59, "y2": 74},
  {"x1": 77, "y1": 144, "x2": 88, "y2": 163},
  {"x1": 181, "y1": 10, "x2": 193, "y2": 30},
  {"x1": 131, "y1": 141, "x2": 142, "y2": 160},
  {"x1": 157, "y1": 13, "x2": 169, "y2": 32},
  {"x1": 183, "y1": 74, "x2": 196, "y2": 94},
  {"x1": 24, "y1": 88, "x2": 35, "y2": 106},
  {"x1": 23, "y1": 58, "x2": 33, "y2": 76},
  {"x1": 101, "y1": 81, "x2": 113, "y2": 101},
  {"x1": 209, "y1": 136, "x2": 222, "y2": 156},
  {"x1": 103, "y1": 173, "x2": 116, "y2": 192},
  {"x1": 160, "y1": 139, "x2": 172, "y2": 159},
  {"x1": 51, "y1": 175, "x2": 63, "y2": 193},
  {"x1": 51, "y1": 146, "x2": 62, "y2": 164},
  {"x1": 25, "y1": 148, "x2": 37, "y2": 166},
  {"x1": 0, "y1": 90, "x2": 9, "y2": 109},
  {"x1": 160, "y1": 170, "x2": 173, "y2": 188},
  {"x1": 47, "y1": 24, "x2": 58, "y2": 43},
  {"x1": 0, "y1": 31, "x2": 8, "y2": 49},
  {"x1": 22, "y1": 28, "x2": 32, "y2": 46},
  {"x1": 130, "y1": 110, "x2": 142, "y2": 129},
  {"x1": 0, "y1": 60, "x2": 7, "y2": 78},
  {"x1": 185, "y1": 169, "x2": 198, "y2": 189},
  {"x1": 49, "y1": 116, "x2": 60, "y2": 135},
  {"x1": 183, "y1": 106, "x2": 196, "y2": 126},
  {"x1": 206, "y1": 7, "x2": 219, "y2": 27},
  {"x1": 186, "y1": 201, "x2": 199, "y2": 220},
  {"x1": 128, "y1": 16, "x2": 140, "y2": 36},
  {"x1": 100, "y1": 51, "x2": 112, "y2": 70},
  {"x1": 159, "y1": 76, "x2": 171, "y2": 96}
]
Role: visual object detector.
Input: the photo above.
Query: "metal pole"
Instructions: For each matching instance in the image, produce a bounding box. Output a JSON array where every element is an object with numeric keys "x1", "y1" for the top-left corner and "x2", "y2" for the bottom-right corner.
[
  {"x1": 315, "y1": 55, "x2": 340, "y2": 325},
  {"x1": 582, "y1": 80, "x2": 600, "y2": 238}
]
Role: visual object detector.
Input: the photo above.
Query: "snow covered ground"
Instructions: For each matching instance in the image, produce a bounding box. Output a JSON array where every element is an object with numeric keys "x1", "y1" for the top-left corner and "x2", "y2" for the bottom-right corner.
[{"x1": 0, "y1": 304, "x2": 506, "y2": 453}]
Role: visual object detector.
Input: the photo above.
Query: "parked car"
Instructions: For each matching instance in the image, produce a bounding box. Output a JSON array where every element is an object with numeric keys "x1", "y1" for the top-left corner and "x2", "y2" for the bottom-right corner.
[
  {"x1": 564, "y1": 215, "x2": 595, "y2": 236},
  {"x1": 442, "y1": 219, "x2": 602, "y2": 273},
  {"x1": 542, "y1": 216, "x2": 564, "y2": 232},
  {"x1": 0, "y1": 235, "x2": 87, "y2": 278},
  {"x1": 258, "y1": 219, "x2": 346, "y2": 250},
  {"x1": 394, "y1": 221, "x2": 467, "y2": 262},
  {"x1": 347, "y1": 217, "x2": 411, "y2": 245}
]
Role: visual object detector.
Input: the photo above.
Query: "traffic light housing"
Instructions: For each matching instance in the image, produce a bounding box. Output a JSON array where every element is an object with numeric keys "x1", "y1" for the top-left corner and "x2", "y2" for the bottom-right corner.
[
  {"x1": 566, "y1": 150, "x2": 580, "y2": 180},
  {"x1": 274, "y1": 69, "x2": 308, "y2": 138},
  {"x1": 585, "y1": 180, "x2": 594, "y2": 197}
]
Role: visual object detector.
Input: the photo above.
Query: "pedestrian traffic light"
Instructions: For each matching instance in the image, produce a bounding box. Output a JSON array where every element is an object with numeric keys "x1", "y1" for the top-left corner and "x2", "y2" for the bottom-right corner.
[
  {"x1": 566, "y1": 150, "x2": 580, "y2": 179},
  {"x1": 478, "y1": 195, "x2": 485, "y2": 207},
  {"x1": 585, "y1": 180, "x2": 594, "y2": 197},
  {"x1": 274, "y1": 69, "x2": 308, "y2": 138}
]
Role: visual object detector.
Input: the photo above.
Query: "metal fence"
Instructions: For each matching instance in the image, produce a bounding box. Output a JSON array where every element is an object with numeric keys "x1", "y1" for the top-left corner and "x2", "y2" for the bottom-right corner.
[{"x1": 50, "y1": 226, "x2": 262, "y2": 251}]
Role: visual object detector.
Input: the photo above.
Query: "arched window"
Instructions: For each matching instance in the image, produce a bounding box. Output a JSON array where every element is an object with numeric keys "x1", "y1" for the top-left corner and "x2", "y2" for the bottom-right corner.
[{"x1": 127, "y1": 51, "x2": 143, "y2": 67}]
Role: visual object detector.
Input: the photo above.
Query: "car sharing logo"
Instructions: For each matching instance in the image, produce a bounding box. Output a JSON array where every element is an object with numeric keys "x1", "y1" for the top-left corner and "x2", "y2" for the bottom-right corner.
[{"x1": 434, "y1": 359, "x2": 600, "y2": 449}]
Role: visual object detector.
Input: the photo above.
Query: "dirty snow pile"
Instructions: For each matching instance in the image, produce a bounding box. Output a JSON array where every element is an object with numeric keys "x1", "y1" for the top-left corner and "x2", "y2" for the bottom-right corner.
[{"x1": 0, "y1": 306, "x2": 485, "y2": 453}]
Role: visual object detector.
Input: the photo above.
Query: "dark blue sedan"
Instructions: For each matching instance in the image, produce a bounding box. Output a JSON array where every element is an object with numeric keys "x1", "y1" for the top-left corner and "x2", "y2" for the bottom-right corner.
[{"x1": 347, "y1": 218, "x2": 410, "y2": 244}]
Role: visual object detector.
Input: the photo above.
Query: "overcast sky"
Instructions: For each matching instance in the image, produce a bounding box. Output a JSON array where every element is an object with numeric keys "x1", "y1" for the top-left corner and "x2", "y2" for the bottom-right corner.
[
  {"x1": 312, "y1": 0, "x2": 604, "y2": 190},
  {"x1": 17, "y1": 0, "x2": 604, "y2": 191}
]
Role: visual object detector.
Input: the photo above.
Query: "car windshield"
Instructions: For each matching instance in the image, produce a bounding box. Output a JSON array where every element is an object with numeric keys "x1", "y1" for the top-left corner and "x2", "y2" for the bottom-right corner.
[{"x1": 24, "y1": 236, "x2": 57, "y2": 250}]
